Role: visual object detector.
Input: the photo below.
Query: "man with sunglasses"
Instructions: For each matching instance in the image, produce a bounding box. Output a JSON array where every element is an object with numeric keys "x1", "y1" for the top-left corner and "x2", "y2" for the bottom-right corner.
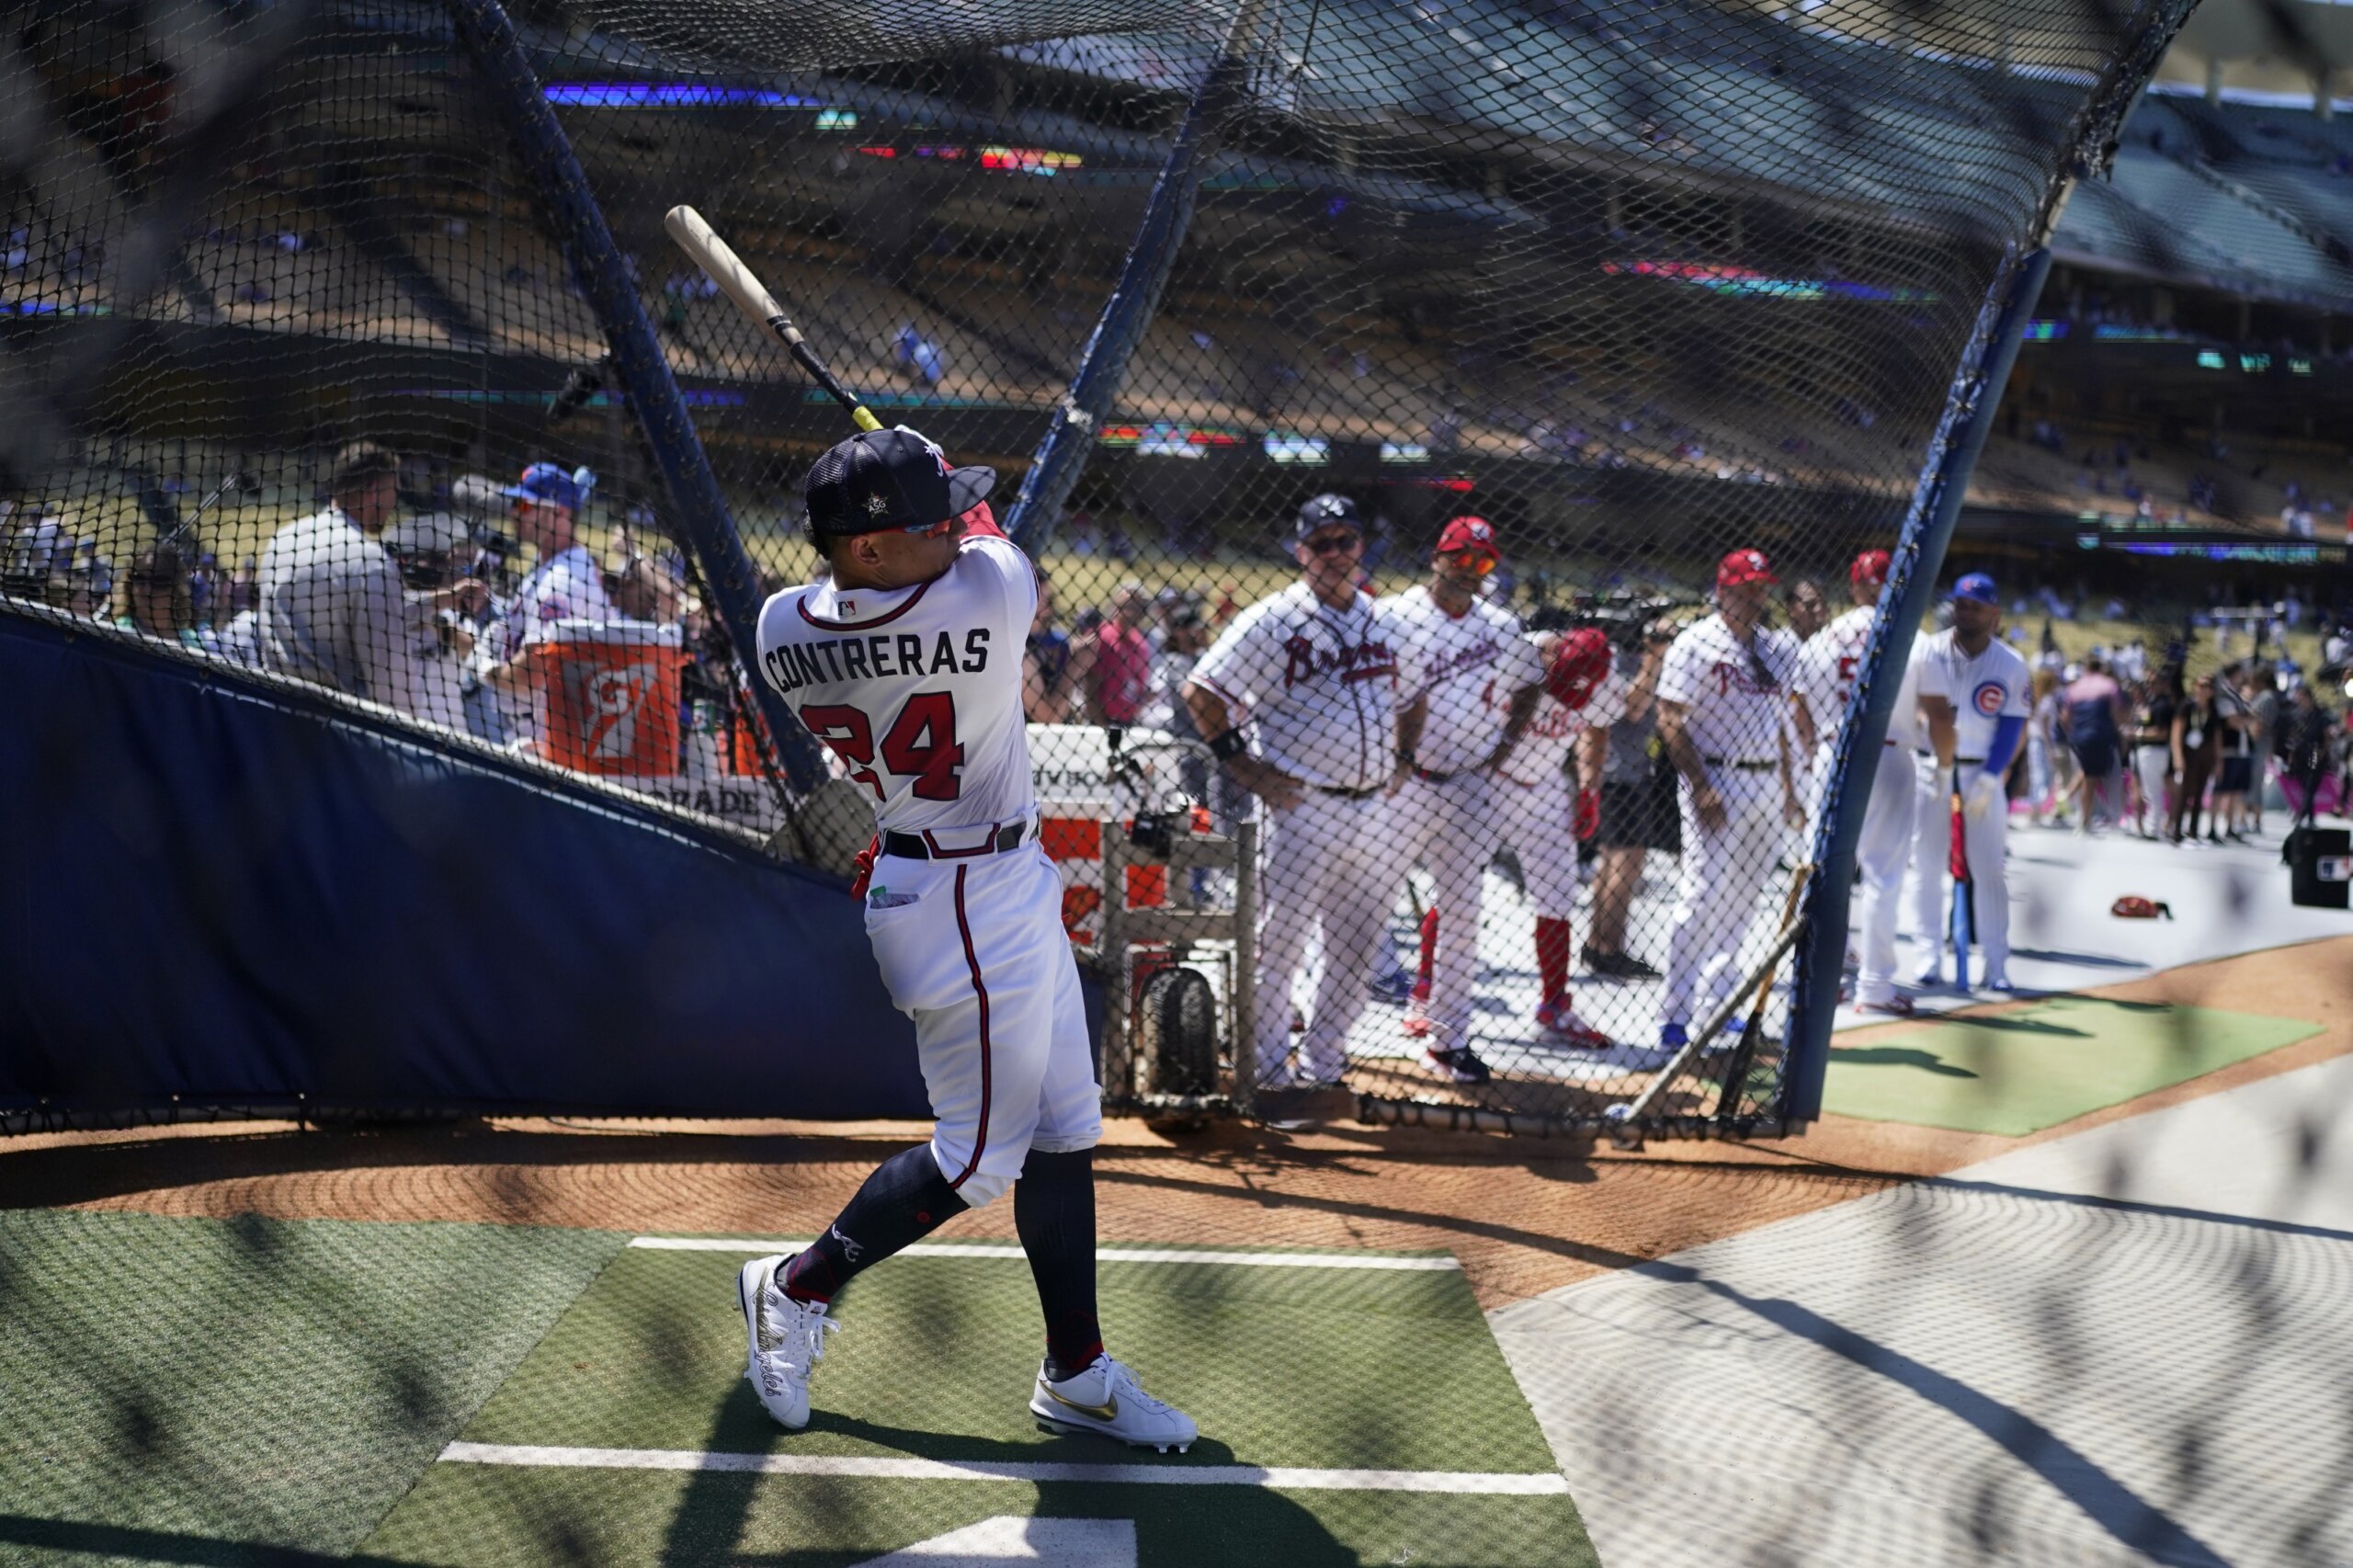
[
  {"x1": 741, "y1": 426, "x2": 1197, "y2": 1455},
  {"x1": 1183, "y1": 493, "x2": 1406, "y2": 1090},
  {"x1": 1382, "y1": 516, "x2": 1549, "y2": 1082},
  {"x1": 1654, "y1": 548, "x2": 1804, "y2": 1050}
]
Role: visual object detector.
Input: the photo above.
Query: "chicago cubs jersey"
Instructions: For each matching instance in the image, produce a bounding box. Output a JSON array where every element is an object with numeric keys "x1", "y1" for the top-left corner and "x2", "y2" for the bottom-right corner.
[
  {"x1": 1189, "y1": 582, "x2": 1401, "y2": 791},
  {"x1": 1496, "y1": 648, "x2": 1630, "y2": 788},
  {"x1": 1389, "y1": 585, "x2": 1547, "y2": 776},
  {"x1": 1914, "y1": 629, "x2": 2030, "y2": 760},
  {"x1": 755, "y1": 532, "x2": 1036, "y2": 835},
  {"x1": 1657, "y1": 613, "x2": 1801, "y2": 764}
]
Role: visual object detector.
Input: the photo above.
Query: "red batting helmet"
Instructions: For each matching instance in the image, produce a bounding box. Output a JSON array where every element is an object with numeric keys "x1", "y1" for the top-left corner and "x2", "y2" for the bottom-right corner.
[
  {"x1": 1546, "y1": 627, "x2": 1612, "y2": 710},
  {"x1": 1851, "y1": 549, "x2": 1892, "y2": 586}
]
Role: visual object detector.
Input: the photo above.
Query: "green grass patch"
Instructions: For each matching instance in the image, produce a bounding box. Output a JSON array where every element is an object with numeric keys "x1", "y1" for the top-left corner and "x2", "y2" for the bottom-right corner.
[
  {"x1": 1824, "y1": 996, "x2": 2321, "y2": 1135},
  {"x1": 0, "y1": 1210, "x2": 623, "y2": 1564}
]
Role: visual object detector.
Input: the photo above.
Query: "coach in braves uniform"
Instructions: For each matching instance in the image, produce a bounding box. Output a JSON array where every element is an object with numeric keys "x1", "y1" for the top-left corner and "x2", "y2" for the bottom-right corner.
[
  {"x1": 740, "y1": 426, "x2": 1195, "y2": 1453},
  {"x1": 1792, "y1": 550, "x2": 1920, "y2": 1015},
  {"x1": 1385, "y1": 517, "x2": 1546, "y2": 1083},
  {"x1": 1654, "y1": 548, "x2": 1803, "y2": 1049},
  {"x1": 1908, "y1": 573, "x2": 2030, "y2": 992},
  {"x1": 1183, "y1": 494, "x2": 1403, "y2": 1089}
]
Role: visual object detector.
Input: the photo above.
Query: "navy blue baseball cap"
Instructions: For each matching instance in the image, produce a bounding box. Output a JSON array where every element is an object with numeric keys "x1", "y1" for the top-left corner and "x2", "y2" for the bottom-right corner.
[
  {"x1": 1291, "y1": 493, "x2": 1361, "y2": 544},
  {"x1": 506, "y1": 461, "x2": 583, "y2": 513},
  {"x1": 1951, "y1": 572, "x2": 1998, "y2": 606},
  {"x1": 804, "y1": 426, "x2": 995, "y2": 540}
]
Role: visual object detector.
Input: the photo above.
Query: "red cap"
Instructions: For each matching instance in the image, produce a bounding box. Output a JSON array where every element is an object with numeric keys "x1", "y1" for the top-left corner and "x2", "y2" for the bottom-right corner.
[
  {"x1": 1717, "y1": 548, "x2": 1777, "y2": 588},
  {"x1": 1546, "y1": 627, "x2": 1612, "y2": 710},
  {"x1": 1851, "y1": 549, "x2": 1892, "y2": 586},
  {"x1": 1436, "y1": 515, "x2": 1499, "y2": 556}
]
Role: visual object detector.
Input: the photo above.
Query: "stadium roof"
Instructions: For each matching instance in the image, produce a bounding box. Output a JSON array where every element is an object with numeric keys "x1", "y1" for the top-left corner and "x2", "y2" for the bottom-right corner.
[{"x1": 2154, "y1": 0, "x2": 2353, "y2": 109}]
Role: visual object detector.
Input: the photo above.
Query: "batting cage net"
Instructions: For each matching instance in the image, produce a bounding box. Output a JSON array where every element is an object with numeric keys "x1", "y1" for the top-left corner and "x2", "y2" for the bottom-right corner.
[{"x1": 1, "y1": 0, "x2": 2181, "y2": 1135}]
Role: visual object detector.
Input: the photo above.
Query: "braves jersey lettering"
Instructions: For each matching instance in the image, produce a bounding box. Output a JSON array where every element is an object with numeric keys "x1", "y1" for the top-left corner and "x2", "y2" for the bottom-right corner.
[
  {"x1": 1190, "y1": 581, "x2": 1402, "y2": 791},
  {"x1": 755, "y1": 533, "x2": 1036, "y2": 835}
]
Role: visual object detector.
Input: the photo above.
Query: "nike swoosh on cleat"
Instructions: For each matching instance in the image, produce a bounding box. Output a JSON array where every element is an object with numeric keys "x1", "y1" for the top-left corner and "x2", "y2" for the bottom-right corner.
[{"x1": 1040, "y1": 1384, "x2": 1119, "y2": 1422}]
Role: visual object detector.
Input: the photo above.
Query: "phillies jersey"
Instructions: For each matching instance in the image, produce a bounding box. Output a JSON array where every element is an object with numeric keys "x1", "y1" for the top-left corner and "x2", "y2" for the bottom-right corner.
[
  {"x1": 1657, "y1": 612, "x2": 1801, "y2": 764},
  {"x1": 1795, "y1": 604, "x2": 1874, "y2": 752},
  {"x1": 1914, "y1": 628, "x2": 2029, "y2": 762},
  {"x1": 1189, "y1": 581, "x2": 1401, "y2": 791},
  {"x1": 1389, "y1": 585, "x2": 1548, "y2": 777},
  {"x1": 755, "y1": 533, "x2": 1035, "y2": 835},
  {"x1": 1495, "y1": 650, "x2": 1630, "y2": 788}
]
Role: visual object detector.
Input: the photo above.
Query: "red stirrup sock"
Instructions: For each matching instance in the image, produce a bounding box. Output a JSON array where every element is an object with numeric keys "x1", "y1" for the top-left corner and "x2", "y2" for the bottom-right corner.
[
  {"x1": 1415, "y1": 907, "x2": 1438, "y2": 987},
  {"x1": 1536, "y1": 916, "x2": 1573, "y2": 1006}
]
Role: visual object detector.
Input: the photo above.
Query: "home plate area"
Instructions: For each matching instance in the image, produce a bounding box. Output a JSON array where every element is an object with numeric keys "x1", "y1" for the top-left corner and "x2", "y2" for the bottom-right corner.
[{"x1": 366, "y1": 1237, "x2": 1596, "y2": 1566}]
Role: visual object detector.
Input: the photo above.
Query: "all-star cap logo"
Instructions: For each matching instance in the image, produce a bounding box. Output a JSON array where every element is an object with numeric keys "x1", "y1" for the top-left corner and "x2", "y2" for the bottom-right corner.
[{"x1": 802, "y1": 426, "x2": 996, "y2": 540}]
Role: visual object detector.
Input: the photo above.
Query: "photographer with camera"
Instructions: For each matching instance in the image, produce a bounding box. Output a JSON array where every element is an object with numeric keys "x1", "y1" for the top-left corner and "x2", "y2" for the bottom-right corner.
[{"x1": 1576, "y1": 597, "x2": 1678, "y2": 981}]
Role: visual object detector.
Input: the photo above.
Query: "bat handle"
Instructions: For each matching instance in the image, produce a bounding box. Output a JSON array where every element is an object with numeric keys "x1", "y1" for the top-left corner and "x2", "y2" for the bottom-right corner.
[{"x1": 777, "y1": 330, "x2": 880, "y2": 432}]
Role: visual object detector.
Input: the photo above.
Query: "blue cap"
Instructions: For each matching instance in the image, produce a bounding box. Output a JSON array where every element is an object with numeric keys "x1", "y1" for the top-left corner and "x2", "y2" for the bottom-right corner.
[
  {"x1": 506, "y1": 461, "x2": 582, "y2": 513},
  {"x1": 1952, "y1": 572, "x2": 1998, "y2": 606}
]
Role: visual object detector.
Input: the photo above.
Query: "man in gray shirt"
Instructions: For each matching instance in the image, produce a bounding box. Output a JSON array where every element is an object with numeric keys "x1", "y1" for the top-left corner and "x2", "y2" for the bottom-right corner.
[{"x1": 258, "y1": 441, "x2": 483, "y2": 720}]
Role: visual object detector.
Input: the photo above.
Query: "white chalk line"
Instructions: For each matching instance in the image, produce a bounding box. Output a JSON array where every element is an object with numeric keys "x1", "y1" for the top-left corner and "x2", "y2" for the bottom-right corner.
[
  {"x1": 438, "y1": 1441, "x2": 1566, "y2": 1494},
  {"x1": 627, "y1": 1237, "x2": 1460, "y2": 1271}
]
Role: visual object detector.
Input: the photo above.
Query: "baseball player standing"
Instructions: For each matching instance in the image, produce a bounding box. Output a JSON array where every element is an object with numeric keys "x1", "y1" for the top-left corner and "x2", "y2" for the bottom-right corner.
[
  {"x1": 740, "y1": 426, "x2": 1195, "y2": 1452},
  {"x1": 482, "y1": 462, "x2": 616, "y2": 750},
  {"x1": 1181, "y1": 494, "x2": 1404, "y2": 1088},
  {"x1": 1791, "y1": 550, "x2": 1920, "y2": 1015},
  {"x1": 1908, "y1": 573, "x2": 2030, "y2": 992},
  {"x1": 1654, "y1": 549, "x2": 1803, "y2": 1049},
  {"x1": 1384, "y1": 517, "x2": 1547, "y2": 1082}
]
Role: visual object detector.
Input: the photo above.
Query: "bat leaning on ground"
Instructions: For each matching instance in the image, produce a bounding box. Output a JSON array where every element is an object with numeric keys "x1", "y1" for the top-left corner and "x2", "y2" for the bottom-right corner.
[
  {"x1": 1949, "y1": 790, "x2": 1972, "y2": 991},
  {"x1": 663, "y1": 205, "x2": 881, "y2": 435}
]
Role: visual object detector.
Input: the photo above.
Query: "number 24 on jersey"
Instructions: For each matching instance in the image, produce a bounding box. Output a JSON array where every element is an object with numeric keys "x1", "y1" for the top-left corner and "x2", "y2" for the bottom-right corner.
[{"x1": 802, "y1": 693, "x2": 966, "y2": 801}]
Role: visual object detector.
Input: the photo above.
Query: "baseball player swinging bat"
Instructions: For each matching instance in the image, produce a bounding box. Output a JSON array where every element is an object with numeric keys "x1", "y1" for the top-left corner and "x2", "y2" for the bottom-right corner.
[
  {"x1": 1948, "y1": 789, "x2": 1972, "y2": 992},
  {"x1": 664, "y1": 205, "x2": 882, "y2": 435}
]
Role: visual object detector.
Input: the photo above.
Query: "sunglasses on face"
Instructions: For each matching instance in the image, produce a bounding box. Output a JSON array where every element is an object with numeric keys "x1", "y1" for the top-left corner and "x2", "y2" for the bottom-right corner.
[
  {"x1": 1303, "y1": 531, "x2": 1361, "y2": 556},
  {"x1": 898, "y1": 516, "x2": 955, "y2": 538},
  {"x1": 1443, "y1": 549, "x2": 1498, "y2": 574}
]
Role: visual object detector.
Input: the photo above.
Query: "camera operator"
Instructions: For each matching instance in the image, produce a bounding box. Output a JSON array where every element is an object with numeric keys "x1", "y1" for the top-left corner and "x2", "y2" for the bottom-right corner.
[
  {"x1": 1576, "y1": 601, "x2": 1677, "y2": 979},
  {"x1": 378, "y1": 510, "x2": 479, "y2": 733}
]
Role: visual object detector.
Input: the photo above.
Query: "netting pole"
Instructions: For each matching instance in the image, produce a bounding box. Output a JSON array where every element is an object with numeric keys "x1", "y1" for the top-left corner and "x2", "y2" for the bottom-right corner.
[
  {"x1": 999, "y1": 0, "x2": 1269, "y2": 548},
  {"x1": 1782, "y1": 245, "x2": 2052, "y2": 1121},
  {"x1": 443, "y1": 0, "x2": 825, "y2": 794}
]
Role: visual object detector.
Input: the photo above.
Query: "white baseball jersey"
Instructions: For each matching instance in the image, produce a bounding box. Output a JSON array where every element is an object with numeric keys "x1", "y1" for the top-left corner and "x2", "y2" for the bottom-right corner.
[
  {"x1": 1189, "y1": 582, "x2": 1401, "y2": 791},
  {"x1": 1796, "y1": 604, "x2": 1875, "y2": 753},
  {"x1": 758, "y1": 526, "x2": 1093, "y2": 1209},
  {"x1": 1390, "y1": 585, "x2": 1547, "y2": 776},
  {"x1": 756, "y1": 532, "x2": 1036, "y2": 836},
  {"x1": 1657, "y1": 614, "x2": 1801, "y2": 766},
  {"x1": 502, "y1": 542, "x2": 615, "y2": 660},
  {"x1": 1496, "y1": 658, "x2": 1630, "y2": 788},
  {"x1": 1914, "y1": 630, "x2": 2030, "y2": 763}
]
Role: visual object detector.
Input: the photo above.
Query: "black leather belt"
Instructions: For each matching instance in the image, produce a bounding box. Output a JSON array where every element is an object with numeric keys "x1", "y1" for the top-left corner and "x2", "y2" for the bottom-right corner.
[
  {"x1": 881, "y1": 819, "x2": 1035, "y2": 861},
  {"x1": 1702, "y1": 756, "x2": 1778, "y2": 773},
  {"x1": 1915, "y1": 752, "x2": 1984, "y2": 765},
  {"x1": 1316, "y1": 784, "x2": 1382, "y2": 800}
]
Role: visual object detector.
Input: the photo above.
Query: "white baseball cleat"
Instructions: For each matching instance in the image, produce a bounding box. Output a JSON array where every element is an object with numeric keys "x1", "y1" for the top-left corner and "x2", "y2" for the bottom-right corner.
[
  {"x1": 738, "y1": 1254, "x2": 839, "y2": 1431},
  {"x1": 1029, "y1": 1356, "x2": 1199, "y2": 1453}
]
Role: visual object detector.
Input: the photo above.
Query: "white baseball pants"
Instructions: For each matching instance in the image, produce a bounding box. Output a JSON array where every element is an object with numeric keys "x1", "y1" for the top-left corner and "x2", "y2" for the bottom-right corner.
[
  {"x1": 1904, "y1": 754, "x2": 2012, "y2": 983},
  {"x1": 1387, "y1": 772, "x2": 1503, "y2": 1051},
  {"x1": 1833, "y1": 742, "x2": 1918, "y2": 1006},
  {"x1": 862, "y1": 841, "x2": 1100, "y2": 1210},
  {"x1": 1496, "y1": 777, "x2": 1581, "y2": 922},
  {"x1": 1659, "y1": 769, "x2": 1787, "y2": 1028},
  {"x1": 1255, "y1": 787, "x2": 1394, "y2": 1083}
]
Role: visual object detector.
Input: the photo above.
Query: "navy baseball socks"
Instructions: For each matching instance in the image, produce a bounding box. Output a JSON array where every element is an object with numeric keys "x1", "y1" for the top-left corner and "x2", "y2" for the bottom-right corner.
[
  {"x1": 783, "y1": 1143, "x2": 969, "y2": 1302},
  {"x1": 1019, "y1": 1147, "x2": 1198, "y2": 1453}
]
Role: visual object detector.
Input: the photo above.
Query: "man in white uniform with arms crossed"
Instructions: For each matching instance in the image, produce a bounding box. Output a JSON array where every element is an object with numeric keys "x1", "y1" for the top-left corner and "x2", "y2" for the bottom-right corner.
[{"x1": 739, "y1": 426, "x2": 1195, "y2": 1452}]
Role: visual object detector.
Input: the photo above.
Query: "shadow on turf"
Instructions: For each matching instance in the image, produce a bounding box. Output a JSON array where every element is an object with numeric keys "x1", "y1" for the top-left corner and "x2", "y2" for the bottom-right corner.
[
  {"x1": 660, "y1": 1376, "x2": 1354, "y2": 1564},
  {"x1": 1827, "y1": 1046, "x2": 1981, "y2": 1077},
  {"x1": 0, "y1": 1516, "x2": 412, "y2": 1567}
]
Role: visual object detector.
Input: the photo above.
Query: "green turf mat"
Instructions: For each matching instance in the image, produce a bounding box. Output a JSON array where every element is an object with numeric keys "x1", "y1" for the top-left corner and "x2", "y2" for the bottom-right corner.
[
  {"x1": 361, "y1": 1242, "x2": 1594, "y2": 1566},
  {"x1": 0, "y1": 1210, "x2": 625, "y2": 1565},
  {"x1": 1824, "y1": 996, "x2": 2323, "y2": 1135}
]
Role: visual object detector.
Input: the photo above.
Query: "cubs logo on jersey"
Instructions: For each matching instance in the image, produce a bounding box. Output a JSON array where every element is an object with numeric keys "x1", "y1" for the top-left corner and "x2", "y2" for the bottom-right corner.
[{"x1": 1972, "y1": 679, "x2": 2008, "y2": 716}]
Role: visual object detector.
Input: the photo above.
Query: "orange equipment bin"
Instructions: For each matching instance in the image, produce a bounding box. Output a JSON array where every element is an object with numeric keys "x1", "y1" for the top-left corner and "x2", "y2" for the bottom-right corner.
[{"x1": 535, "y1": 618, "x2": 688, "y2": 776}]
